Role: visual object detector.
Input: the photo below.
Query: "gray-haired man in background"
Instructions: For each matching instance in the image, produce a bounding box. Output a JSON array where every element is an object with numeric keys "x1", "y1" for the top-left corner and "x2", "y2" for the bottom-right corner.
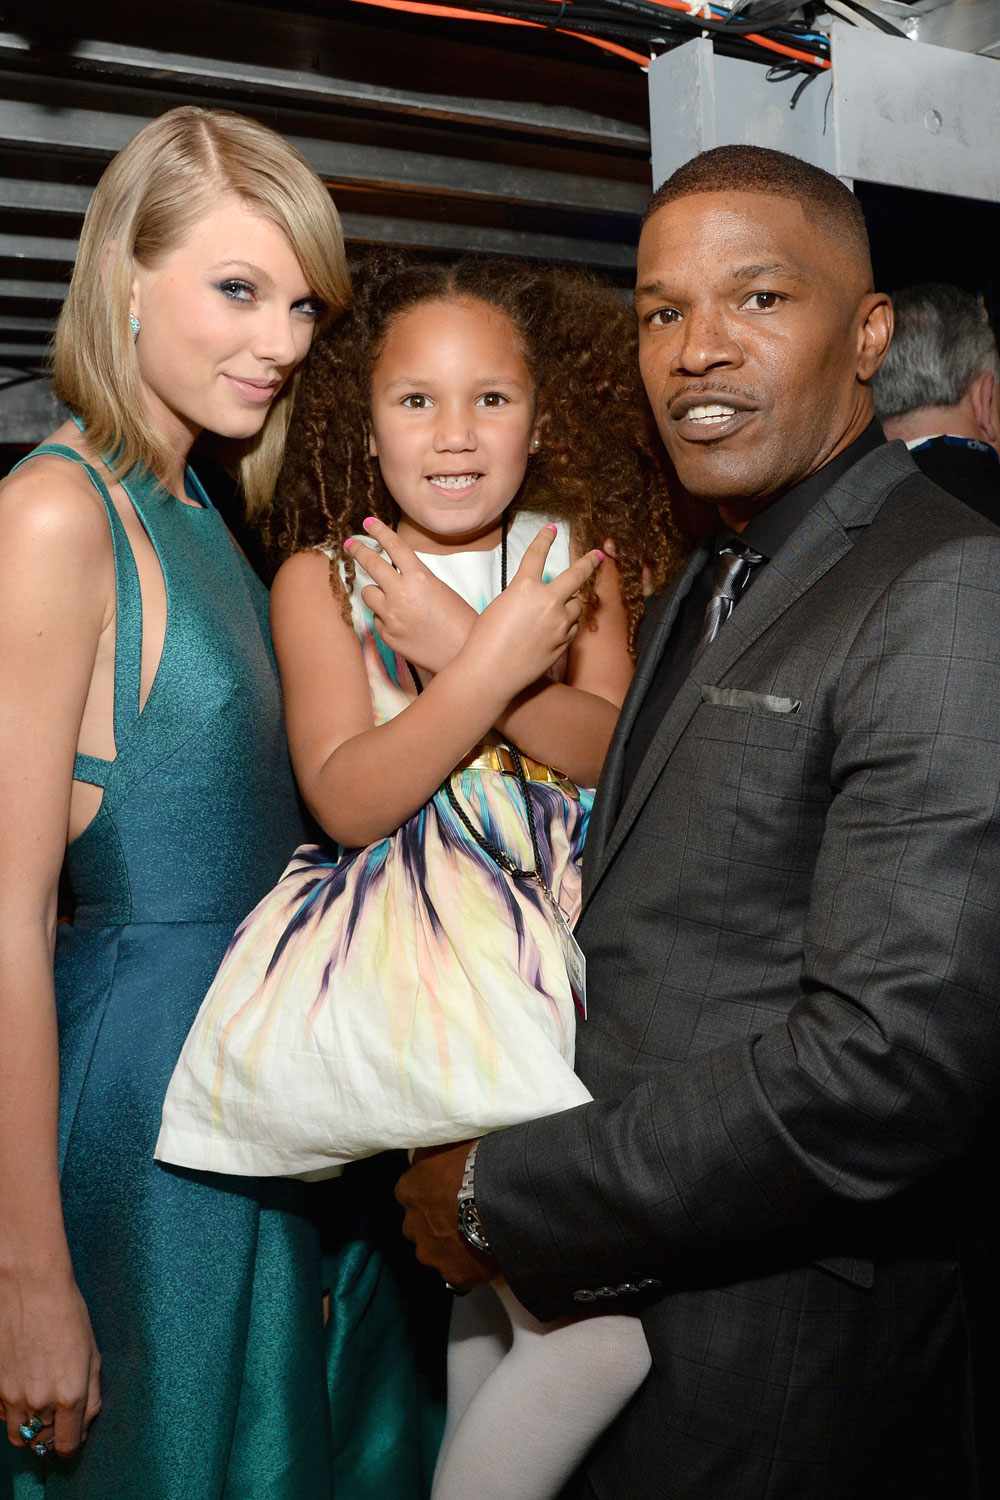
[{"x1": 874, "y1": 281, "x2": 1000, "y2": 524}]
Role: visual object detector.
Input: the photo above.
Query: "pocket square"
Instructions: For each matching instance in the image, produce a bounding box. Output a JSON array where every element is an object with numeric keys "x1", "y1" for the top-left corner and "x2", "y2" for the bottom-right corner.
[{"x1": 701, "y1": 685, "x2": 801, "y2": 715}]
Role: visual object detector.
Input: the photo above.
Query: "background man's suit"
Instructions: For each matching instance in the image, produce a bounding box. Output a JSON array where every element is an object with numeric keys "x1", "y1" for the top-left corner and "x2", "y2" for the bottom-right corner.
[
  {"x1": 908, "y1": 434, "x2": 1000, "y2": 527},
  {"x1": 478, "y1": 441, "x2": 1000, "y2": 1498}
]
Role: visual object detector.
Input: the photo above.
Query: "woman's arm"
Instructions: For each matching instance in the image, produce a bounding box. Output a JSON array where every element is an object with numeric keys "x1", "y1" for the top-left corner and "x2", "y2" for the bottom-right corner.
[
  {"x1": 272, "y1": 530, "x2": 603, "y2": 847},
  {"x1": 0, "y1": 461, "x2": 108, "y2": 1457}
]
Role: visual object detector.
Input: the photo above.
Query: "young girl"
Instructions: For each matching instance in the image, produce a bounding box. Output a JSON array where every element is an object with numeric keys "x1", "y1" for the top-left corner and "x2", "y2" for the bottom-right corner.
[{"x1": 157, "y1": 256, "x2": 681, "y2": 1497}]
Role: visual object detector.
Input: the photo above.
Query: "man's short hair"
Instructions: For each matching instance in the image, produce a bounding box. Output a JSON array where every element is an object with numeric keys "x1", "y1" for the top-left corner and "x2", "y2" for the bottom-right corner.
[
  {"x1": 873, "y1": 282, "x2": 1000, "y2": 419},
  {"x1": 644, "y1": 145, "x2": 872, "y2": 274}
]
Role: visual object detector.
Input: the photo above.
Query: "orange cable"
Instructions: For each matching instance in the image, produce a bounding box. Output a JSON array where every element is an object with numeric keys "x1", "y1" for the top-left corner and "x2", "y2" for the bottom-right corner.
[
  {"x1": 349, "y1": 0, "x2": 650, "y2": 60},
  {"x1": 349, "y1": 0, "x2": 827, "y2": 70},
  {"x1": 555, "y1": 29, "x2": 652, "y2": 63},
  {"x1": 352, "y1": 0, "x2": 534, "y2": 23},
  {"x1": 744, "y1": 30, "x2": 830, "y2": 64},
  {"x1": 613, "y1": 0, "x2": 830, "y2": 67}
]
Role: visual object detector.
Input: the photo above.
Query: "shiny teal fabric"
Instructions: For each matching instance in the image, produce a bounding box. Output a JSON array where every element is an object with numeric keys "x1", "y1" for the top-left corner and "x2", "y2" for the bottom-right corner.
[{"x1": 1, "y1": 443, "x2": 442, "y2": 1498}]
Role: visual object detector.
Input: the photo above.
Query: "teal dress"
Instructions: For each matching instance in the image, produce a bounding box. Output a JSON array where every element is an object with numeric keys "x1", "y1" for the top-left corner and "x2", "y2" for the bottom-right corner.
[{"x1": 1, "y1": 441, "x2": 441, "y2": 1499}]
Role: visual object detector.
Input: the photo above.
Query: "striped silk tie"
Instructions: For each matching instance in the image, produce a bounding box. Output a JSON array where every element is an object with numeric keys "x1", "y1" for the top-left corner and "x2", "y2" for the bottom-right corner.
[{"x1": 695, "y1": 541, "x2": 764, "y2": 658}]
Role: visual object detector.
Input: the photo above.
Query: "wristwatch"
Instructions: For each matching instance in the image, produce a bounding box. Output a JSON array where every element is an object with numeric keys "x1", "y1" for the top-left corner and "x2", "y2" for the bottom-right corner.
[{"x1": 456, "y1": 1141, "x2": 493, "y2": 1256}]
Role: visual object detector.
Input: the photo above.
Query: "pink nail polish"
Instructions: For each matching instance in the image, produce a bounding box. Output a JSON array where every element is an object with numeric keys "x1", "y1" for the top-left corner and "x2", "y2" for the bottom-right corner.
[
  {"x1": 547, "y1": 524, "x2": 558, "y2": 534},
  {"x1": 363, "y1": 516, "x2": 377, "y2": 529},
  {"x1": 343, "y1": 538, "x2": 355, "y2": 549},
  {"x1": 594, "y1": 549, "x2": 606, "y2": 561}
]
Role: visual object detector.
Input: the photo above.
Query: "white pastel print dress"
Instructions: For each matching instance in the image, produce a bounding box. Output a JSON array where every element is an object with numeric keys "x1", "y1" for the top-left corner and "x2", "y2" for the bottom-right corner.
[{"x1": 156, "y1": 512, "x2": 593, "y2": 1179}]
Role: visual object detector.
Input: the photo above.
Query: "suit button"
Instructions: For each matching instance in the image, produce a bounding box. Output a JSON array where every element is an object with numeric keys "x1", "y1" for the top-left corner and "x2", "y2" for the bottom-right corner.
[
  {"x1": 573, "y1": 1289, "x2": 597, "y2": 1304},
  {"x1": 595, "y1": 1287, "x2": 615, "y2": 1299},
  {"x1": 637, "y1": 1278, "x2": 662, "y2": 1291},
  {"x1": 616, "y1": 1283, "x2": 638, "y2": 1296}
]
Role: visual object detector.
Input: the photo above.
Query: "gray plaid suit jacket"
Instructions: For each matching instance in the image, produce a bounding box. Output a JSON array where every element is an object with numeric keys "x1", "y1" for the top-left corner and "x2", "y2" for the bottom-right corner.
[{"x1": 477, "y1": 442, "x2": 1000, "y2": 1498}]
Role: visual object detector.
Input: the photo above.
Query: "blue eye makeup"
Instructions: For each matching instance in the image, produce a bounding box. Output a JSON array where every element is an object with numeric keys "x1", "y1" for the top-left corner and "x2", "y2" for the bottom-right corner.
[
  {"x1": 217, "y1": 278, "x2": 255, "y2": 302},
  {"x1": 294, "y1": 297, "x2": 326, "y2": 320},
  {"x1": 215, "y1": 280, "x2": 324, "y2": 319}
]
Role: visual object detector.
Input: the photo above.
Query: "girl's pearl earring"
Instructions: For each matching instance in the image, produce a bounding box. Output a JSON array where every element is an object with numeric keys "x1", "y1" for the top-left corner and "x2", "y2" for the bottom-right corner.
[{"x1": 129, "y1": 313, "x2": 141, "y2": 342}]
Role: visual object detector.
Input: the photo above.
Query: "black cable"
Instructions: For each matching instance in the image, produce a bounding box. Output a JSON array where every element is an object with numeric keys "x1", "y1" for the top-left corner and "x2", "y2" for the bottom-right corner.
[
  {"x1": 384, "y1": 0, "x2": 832, "y2": 67},
  {"x1": 456, "y1": 0, "x2": 817, "y2": 40},
  {"x1": 602, "y1": 0, "x2": 803, "y2": 36},
  {"x1": 789, "y1": 69, "x2": 818, "y2": 106},
  {"x1": 600, "y1": 0, "x2": 828, "y2": 46},
  {"x1": 833, "y1": 0, "x2": 908, "y2": 35},
  {"x1": 443, "y1": 513, "x2": 551, "y2": 895},
  {"x1": 765, "y1": 58, "x2": 823, "y2": 106},
  {"x1": 569, "y1": 0, "x2": 817, "y2": 40},
  {"x1": 486, "y1": 0, "x2": 831, "y2": 55}
]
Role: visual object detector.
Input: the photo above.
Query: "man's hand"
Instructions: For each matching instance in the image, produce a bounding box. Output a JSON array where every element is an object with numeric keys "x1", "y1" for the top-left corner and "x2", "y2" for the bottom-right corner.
[{"x1": 395, "y1": 1140, "x2": 498, "y2": 1290}]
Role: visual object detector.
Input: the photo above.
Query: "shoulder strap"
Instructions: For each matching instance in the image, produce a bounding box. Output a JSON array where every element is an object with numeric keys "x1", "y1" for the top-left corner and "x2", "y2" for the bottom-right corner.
[{"x1": 12, "y1": 444, "x2": 144, "y2": 785}]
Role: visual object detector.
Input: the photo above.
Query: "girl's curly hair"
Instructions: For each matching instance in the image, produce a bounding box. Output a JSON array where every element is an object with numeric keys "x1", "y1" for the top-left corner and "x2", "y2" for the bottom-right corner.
[{"x1": 268, "y1": 251, "x2": 685, "y2": 652}]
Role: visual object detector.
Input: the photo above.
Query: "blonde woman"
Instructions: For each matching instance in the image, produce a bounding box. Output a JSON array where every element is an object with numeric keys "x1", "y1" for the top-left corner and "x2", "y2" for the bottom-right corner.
[{"x1": 0, "y1": 108, "x2": 434, "y2": 1498}]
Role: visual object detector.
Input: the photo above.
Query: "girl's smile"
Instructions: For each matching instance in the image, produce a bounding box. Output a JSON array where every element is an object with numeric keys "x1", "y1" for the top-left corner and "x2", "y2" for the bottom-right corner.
[{"x1": 424, "y1": 471, "x2": 485, "y2": 494}]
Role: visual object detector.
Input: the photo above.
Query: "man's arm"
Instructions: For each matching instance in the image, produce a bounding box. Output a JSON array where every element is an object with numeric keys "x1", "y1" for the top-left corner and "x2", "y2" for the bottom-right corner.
[{"x1": 474, "y1": 530, "x2": 1000, "y2": 1317}]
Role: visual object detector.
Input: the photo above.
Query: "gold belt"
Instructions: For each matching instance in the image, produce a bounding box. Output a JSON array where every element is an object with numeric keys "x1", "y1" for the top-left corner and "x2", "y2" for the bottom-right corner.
[{"x1": 457, "y1": 737, "x2": 579, "y2": 800}]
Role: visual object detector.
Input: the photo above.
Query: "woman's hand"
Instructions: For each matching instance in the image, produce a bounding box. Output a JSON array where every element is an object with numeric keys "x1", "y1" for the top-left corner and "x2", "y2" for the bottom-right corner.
[
  {"x1": 463, "y1": 526, "x2": 604, "y2": 700},
  {"x1": 0, "y1": 1270, "x2": 102, "y2": 1458},
  {"x1": 345, "y1": 518, "x2": 477, "y2": 676}
]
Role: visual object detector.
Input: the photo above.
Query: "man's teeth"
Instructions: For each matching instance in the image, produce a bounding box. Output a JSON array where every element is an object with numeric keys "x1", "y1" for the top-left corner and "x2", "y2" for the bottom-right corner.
[
  {"x1": 429, "y1": 473, "x2": 480, "y2": 489},
  {"x1": 687, "y1": 404, "x2": 737, "y2": 424}
]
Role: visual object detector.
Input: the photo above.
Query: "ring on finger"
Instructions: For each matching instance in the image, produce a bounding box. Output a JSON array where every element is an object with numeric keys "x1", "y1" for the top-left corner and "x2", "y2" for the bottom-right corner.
[
  {"x1": 31, "y1": 1439, "x2": 53, "y2": 1459},
  {"x1": 18, "y1": 1416, "x2": 45, "y2": 1442}
]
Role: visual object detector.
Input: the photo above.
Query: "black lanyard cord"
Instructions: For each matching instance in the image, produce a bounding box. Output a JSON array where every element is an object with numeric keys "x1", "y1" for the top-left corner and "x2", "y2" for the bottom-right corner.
[{"x1": 438, "y1": 514, "x2": 550, "y2": 897}]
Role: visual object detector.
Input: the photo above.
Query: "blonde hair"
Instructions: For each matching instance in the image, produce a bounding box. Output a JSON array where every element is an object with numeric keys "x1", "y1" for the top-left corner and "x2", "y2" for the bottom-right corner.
[{"x1": 53, "y1": 105, "x2": 350, "y2": 513}]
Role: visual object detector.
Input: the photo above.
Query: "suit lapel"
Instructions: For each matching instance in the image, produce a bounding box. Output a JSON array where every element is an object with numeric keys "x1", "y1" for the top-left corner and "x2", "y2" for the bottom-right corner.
[
  {"x1": 582, "y1": 444, "x2": 913, "y2": 912},
  {"x1": 582, "y1": 546, "x2": 709, "y2": 895}
]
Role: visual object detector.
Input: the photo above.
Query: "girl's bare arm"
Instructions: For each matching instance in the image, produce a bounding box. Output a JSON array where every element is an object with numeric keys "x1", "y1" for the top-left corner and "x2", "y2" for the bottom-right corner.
[
  {"x1": 494, "y1": 551, "x2": 632, "y2": 786},
  {"x1": 273, "y1": 531, "x2": 603, "y2": 847},
  {"x1": 354, "y1": 519, "x2": 633, "y2": 787}
]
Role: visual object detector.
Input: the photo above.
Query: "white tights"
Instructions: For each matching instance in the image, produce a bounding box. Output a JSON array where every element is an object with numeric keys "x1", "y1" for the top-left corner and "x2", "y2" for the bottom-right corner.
[{"x1": 431, "y1": 1279, "x2": 651, "y2": 1500}]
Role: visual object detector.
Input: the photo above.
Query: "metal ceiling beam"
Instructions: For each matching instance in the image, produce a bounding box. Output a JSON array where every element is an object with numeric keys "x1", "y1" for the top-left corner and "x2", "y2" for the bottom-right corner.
[
  {"x1": 0, "y1": 98, "x2": 647, "y2": 217},
  {"x1": 0, "y1": 211, "x2": 636, "y2": 276},
  {"x1": 0, "y1": 233, "x2": 78, "y2": 263},
  {"x1": 0, "y1": 178, "x2": 93, "y2": 215},
  {"x1": 0, "y1": 279, "x2": 69, "y2": 299},
  {"x1": 339, "y1": 213, "x2": 634, "y2": 266},
  {"x1": 0, "y1": 31, "x2": 649, "y2": 151},
  {"x1": 0, "y1": 173, "x2": 638, "y2": 269},
  {"x1": 3, "y1": 316, "x2": 55, "y2": 331}
]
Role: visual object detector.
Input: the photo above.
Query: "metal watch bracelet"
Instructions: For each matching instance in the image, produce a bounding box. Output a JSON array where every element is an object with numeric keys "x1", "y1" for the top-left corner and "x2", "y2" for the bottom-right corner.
[{"x1": 456, "y1": 1141, "x2": 493, "y2": 1256}]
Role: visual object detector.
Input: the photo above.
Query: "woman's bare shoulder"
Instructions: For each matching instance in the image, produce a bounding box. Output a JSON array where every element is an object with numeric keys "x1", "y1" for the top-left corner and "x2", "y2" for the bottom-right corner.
[{"x1": 0, "y1": 438, "x2": 111, "y2": 563}]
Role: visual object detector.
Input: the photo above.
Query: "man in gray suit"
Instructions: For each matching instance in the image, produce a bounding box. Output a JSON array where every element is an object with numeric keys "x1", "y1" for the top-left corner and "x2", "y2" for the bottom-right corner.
[
  {"x1": 874, "y1": 281, "x2": 1000, "y2": 526},
  {"x1": 398, "y1": 145, "x2": 1000, "y2": 1497}
]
